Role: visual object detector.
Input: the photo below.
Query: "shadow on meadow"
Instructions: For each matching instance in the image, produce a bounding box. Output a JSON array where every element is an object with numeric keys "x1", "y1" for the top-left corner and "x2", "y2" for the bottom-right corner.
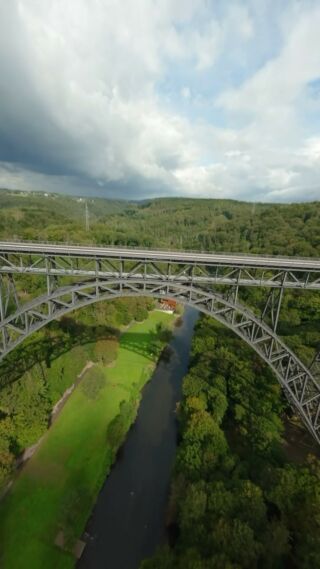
[{"x1": 0, "y1": 317, "x2": 171, "y2": 390}]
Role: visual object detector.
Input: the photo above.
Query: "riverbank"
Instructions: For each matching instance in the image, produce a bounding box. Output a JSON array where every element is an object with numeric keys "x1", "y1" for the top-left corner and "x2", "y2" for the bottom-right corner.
[
  {"x1": 140, "y1": 315, "x2": 320, "y2": 568},
  {"x1": 78, "y1": 306, "x2": 199, "y2": 569},
  {"x1": 0, "y1": 310, "x2": 175, "y2": 569}
]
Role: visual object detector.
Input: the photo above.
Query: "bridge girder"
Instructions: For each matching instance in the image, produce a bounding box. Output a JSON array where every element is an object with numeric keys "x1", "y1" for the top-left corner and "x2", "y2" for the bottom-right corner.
[
  {"x1": 1, "y1": 247, "x2": 320, "y2": 290},
  {"x1": 1, "y1": 243, "x2": 320, "y2": 445}
]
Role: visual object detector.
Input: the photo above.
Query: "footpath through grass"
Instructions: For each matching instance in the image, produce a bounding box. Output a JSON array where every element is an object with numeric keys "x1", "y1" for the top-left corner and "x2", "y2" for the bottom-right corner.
[{"x1": 0, "y1": 311, "x2": 174, "y2": 569}]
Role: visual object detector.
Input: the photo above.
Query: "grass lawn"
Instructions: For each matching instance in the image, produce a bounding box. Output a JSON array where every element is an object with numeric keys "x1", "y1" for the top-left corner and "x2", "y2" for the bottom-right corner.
[{"x1": 0, "y1": 311, "x2": 174, "y2": 569}]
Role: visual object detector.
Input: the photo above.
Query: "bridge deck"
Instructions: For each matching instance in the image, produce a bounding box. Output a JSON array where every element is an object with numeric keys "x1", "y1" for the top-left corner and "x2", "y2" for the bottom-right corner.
[{"x1": 1, "y1": 241, "x2": 320, "y2": 272}]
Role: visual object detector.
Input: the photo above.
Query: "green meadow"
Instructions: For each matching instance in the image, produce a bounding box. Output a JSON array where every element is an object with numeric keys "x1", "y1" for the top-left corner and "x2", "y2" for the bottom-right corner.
[{"x1": 0, "y1": 310, "x2": 174, "y2": 569}]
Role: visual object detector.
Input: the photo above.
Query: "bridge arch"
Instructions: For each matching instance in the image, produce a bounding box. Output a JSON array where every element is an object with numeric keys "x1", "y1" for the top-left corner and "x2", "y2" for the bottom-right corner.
[{"x1": 1, "y1": 276, "x2": 320, "y2": 445}]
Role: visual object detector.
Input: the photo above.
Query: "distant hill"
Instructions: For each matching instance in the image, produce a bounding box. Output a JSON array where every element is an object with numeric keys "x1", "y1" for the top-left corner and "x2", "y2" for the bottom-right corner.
[{"x1": 0, "y1": 188, "x2": 319, "y2": 256}]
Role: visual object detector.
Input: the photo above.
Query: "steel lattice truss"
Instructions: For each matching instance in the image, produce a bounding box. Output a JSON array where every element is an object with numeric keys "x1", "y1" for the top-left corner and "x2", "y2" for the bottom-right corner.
[{"x1": 1, "y1": 242, "x2": 320, "y2": 443}]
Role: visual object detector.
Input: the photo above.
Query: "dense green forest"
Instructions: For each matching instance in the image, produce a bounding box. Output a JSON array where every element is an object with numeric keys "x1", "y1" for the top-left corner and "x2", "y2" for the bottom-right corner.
[
  {"x1": 142, "y1": 317, "x2": 320, "y2": 569},
  {"x1": 0, "y1": 189, "x2": 319, "y2": 567},
  {"x1": 0, "y1": 188, "x2": 319, "y2": 256}
]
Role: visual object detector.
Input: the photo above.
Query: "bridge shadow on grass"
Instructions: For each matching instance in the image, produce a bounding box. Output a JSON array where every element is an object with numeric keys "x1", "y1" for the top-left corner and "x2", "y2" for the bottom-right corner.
[
  {"x1": 0, "y1": 323, "x2": 114, "y2": 389},
  {"x1": 0, "y1": 321, "x2": 163, "y2": 390},
  {"x1": 120, "y1": 331, "x2": 163, "y2": 361}
]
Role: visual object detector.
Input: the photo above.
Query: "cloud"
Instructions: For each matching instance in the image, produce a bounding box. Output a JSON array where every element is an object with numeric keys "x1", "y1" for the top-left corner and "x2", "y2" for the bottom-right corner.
[
  {"x1": 217, "y1": 4, "x2": 320, "y2": 116},
  {"x1": 0, "y1": 0, "x2": 319, "y2": 202}
]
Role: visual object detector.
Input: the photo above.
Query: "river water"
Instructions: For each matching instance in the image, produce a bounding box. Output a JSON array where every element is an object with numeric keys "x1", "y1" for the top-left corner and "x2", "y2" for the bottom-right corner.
[{"x1": 78, "y1": 306, "x2": 199, "y2": 569}]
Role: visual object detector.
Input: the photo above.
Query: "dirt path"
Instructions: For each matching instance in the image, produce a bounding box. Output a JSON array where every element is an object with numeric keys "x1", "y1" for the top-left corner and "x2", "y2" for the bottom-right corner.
[
  {"x1": 18, "y1": 361, "x2": 95, "y2": 467},
  {"x1": 51, "y1": 361, "x2": 95, "y2": 424}
]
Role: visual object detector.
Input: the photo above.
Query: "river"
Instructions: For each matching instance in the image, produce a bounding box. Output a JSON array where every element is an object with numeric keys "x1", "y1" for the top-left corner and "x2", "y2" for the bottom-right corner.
[{"x1": 78, "y1": 306, "x2": 199, "y2": 569}]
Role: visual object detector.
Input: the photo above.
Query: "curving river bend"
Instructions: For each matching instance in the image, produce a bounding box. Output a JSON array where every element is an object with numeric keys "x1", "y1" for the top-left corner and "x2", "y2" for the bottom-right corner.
[{"x1": 78, "y1": 306, "x2": 199, "y2": 569}]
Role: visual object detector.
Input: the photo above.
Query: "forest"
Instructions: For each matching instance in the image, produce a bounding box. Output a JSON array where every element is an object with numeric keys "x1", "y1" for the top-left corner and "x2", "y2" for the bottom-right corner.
[
  {"x1": 142, "y1": 316, "x2": 320, "y2": 569},
  {"x1": 0, "y1": 189, "x2": 319, "y2": 568},
  {"x1": 0, "y1": 189, "x2": 319, "y2": 256}
]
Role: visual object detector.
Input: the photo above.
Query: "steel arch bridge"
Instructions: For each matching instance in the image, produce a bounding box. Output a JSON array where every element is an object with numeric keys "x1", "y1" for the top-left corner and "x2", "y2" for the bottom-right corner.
[{"x1": 1, "y1": 241, "x2": 320, "y2": 443}]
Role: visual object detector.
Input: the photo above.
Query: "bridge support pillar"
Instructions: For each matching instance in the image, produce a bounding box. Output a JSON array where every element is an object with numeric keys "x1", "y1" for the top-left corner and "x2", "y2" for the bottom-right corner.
[{"x1": 261, "y1": 276, "x2": 286, "y2": 332}]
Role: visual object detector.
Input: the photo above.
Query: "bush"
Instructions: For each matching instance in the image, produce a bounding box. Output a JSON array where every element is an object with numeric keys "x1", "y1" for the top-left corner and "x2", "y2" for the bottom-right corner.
[
  {"x1": 106, "y1": 398, "x2": 137, "y2": 451},
  {"x1": 94, "y1": 338, "x2": 119, "y2": 365}
]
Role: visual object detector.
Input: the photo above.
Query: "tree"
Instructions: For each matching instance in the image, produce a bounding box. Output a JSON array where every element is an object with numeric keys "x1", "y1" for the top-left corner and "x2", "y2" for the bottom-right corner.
[
  {"x1": 140, "y1": 546, "x2": 175, "y2": 569},
  {"x1": 179, "y1": 482, "x2": 207, "y2": 530},
  {"x1": 94, "y1": 338, "x2": 118, "y2": 365}
]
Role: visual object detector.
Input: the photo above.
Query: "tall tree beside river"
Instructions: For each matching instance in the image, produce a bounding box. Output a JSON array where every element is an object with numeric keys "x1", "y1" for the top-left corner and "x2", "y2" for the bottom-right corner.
[{"x1": 142, "y1": 316, "x2": 320, "y2": 569}]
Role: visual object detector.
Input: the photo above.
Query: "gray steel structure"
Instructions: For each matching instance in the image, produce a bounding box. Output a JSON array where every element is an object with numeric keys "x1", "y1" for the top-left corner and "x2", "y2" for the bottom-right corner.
[{"x1": 1, "y1": 241, "x2": 320, "y2": 443}]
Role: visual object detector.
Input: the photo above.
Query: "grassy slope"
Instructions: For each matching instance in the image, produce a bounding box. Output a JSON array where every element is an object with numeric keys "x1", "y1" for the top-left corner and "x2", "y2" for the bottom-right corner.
[{"x1": 0, "y1": 311, "x2": 174, "y2": 569}]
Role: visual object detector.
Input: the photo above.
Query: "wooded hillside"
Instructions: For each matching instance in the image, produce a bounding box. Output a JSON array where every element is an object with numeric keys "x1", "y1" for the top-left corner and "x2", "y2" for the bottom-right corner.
[{"x1": 0, "y1": 189, "x2": 319, "y2": 256}]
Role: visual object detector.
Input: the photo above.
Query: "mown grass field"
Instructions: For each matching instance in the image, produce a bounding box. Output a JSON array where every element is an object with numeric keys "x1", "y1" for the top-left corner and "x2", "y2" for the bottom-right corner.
[{"x1": 0, "y1": 311, "x2": 174, "y2": 569}]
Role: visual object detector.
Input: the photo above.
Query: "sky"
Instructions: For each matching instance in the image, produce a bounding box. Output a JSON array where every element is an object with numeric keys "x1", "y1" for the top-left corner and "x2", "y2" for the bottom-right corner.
[{"x1": 0, "y1": 0, "x2": 320, "y2": 202}]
